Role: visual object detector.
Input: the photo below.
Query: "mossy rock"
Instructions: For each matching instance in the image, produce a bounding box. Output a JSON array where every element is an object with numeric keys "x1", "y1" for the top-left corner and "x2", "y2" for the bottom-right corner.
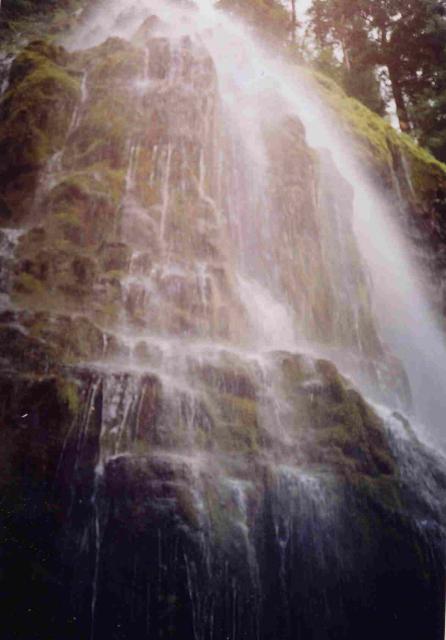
[
  {"x1": 42, "y1": 168, "x2": 125, "y2": 245},
  {"x1": 27, "y1": 312, "x2": 105, "y2": 362},
  {"x1": 297, "y1": 360, "x2": 396, "y2": 479},
  {"x1": 82, "y1": 37, "x2": 143, "y2": 82},
  {"x1": 14, "y1": 271, "x2": 46, "y2": 296},
  {"x1": 0, "y1": 1, "x2": 87, "y2": 51},
  {"x1": 67, "y1": 38, "x2": 143, "y2": 170},
  {"x1": 0, "y1": 39, "x2": 80, "y2": 220},
  {"x1": 191, "y1": 353, "x2": 258, "y2": 400},
  {"x1": 57, "y1": 379, "x2": 80, "y2": 414},
  {"x1": 310, "y1": 69, "x2": 446, "y2": 221},
  {"x1": 13, "y1": 235, "x2": 99, "y2": 308},
  {"x1": 66, "y1": 95, "x2": 133, "y2": 169},
  {"x1": 0, "y1": 308, "x2": 108, "y2": 370},
  {"x1": 98, "y1": 242, "x2": 132, "y2": 273},
  {"x1": 0, "y1": 323, "x2": 56, "y2": 373},
  {"x1": 197, "y1": 389, "x2": 260, "y2": 457},
  {"x1": 309, "y1": 70, "x2": 446, "y2": 306}
]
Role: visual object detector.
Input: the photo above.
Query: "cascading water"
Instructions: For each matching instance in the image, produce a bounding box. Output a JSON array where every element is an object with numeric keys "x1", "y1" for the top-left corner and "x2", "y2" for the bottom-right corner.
[
  {"x1": 1, "y1": 0, "x2": 446, "y2": 638},
  {"x1": 66, "y1": 0, "x2": 446, "y2": 445},
  {"x1": 282, "y1": 74, "x2": 446, "y2": 448}
]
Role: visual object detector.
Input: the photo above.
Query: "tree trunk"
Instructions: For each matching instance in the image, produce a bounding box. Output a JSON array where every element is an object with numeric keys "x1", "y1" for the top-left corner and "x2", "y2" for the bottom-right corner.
[
  {"x1": 388, "y1": 64, "x2": 412, "y2": 133},
  {"x1": 291, "y1": 0, "x2": 297, "y2": 43},
  {"x1": 341, "y1": 38, "x2": 351, "y2": 73}
]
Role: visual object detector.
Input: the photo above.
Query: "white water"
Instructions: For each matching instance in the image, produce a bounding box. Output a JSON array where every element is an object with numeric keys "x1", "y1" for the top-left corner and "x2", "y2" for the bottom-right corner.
[
  {"x1": 65, "y1": 0, "x2": 446, "y2": 450},
  {"x1": 280, "y1": 73, "x2": 446, "y2": 449},
  {"x1": 33, "y1": 6, "x2": 446, "y2": 636},
  {"x1": 201, "y1": 0, "x2": 446, "y2": 448},
  {"x1": 0, "y1": 228, "x2": 24, "y2": 310}
]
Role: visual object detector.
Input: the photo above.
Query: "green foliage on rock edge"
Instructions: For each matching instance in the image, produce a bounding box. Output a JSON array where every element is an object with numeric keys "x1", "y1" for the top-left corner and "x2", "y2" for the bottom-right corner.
[{"x1": 309, "y1": 69, "x2": 446, "y2": 209}]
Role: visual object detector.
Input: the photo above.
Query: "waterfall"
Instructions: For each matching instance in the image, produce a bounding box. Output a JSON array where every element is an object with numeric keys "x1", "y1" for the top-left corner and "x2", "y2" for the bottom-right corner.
[
  {"x1": 65, "y1": 0, "x2": 446, "y2": 448},
  {"x1": 282, "y1": 73, "x2": 446, "y2": 449},
  {"x1": 1, "y1": 0, "x2": 446, "y2": 638}
]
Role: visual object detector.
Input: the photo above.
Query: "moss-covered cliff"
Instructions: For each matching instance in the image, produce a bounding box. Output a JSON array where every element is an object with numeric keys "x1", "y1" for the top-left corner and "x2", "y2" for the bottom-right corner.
[
  {"x1": 0, "y1": 0, "x2": 86, "y2": 46},
  {"x1": 2, "y1": 332, "x2": 445, "y2": 639},
  {"x1": 312, "y1": 71, "x2": 446, "y2": 315},
  {"x1": 0, "y1": 4, "x2": 445, "y2": 640}
]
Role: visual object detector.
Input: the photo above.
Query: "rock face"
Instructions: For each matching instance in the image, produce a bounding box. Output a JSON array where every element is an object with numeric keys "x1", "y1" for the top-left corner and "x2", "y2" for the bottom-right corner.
[
  {"x1": 389, "y1": 144, "x2": 446, "y2": 317},
  {"x1": 1, "y1": 357, "x2": 445, "y2": 640},
  {"x1": 0, "y1": 34, "x2": 409, "y2": 402},
  {"x1": 0, "y1": 5, "x2": 445, "y2": 640},
  {"x1": 315, "y1": 71, "x2": 446, "y2": 320}
]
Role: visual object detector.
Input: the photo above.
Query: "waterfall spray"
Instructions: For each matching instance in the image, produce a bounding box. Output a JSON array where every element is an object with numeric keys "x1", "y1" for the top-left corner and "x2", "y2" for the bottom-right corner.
[
  {"x1": 65, "y1": 0, "x2": 446, "y2": 448},
  {"x1": 1, "y1": 1, "x2": 445, "y2": 637}
]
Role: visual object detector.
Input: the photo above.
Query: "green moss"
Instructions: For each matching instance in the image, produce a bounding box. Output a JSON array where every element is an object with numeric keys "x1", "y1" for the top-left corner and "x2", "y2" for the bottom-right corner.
[
  {"x1": 0, "y1": 3, "x2": 87, "y2": 51},
  {"x1": 309, "y1": 68, "x2": 446, "y2": 201},
  {"x1": 86, "y1": 39, "x2": 143, "y2": 82},
  {"x1": 279, "y1": 356, "x2": 398, "y2": 482},
  {"x1": 68, "y1": 98, "x2": 131, "y2": 168},
  {"x1": 14, "y1": 272, "x2": 45, "y2": 295},
  {"x1": 58, "y1": 380, "x2": 80, "y2": 414},
  {"x1": 280, "y1": 353, "x2": 314, "y2": 388},
  {"x1": 104, "y1": 269, "x2": 124, "y2": 280},
  {"x1": 54, "y1": 210, "x2": 82, "y2": 227},
  {"x1": 130, "y1": 439, "x2": 151, "y2": 457},
  {"x1": 312, "y1": 71, "x2": 393, "y2": 171},
  {"x1": 99, "y1": 302, "x2": 121, "y2": 320},
  {"x1": 99, "y1": 242, "x2": 131, "y2": 272},
  {"x1": 67, "y1": 39, "x2": 143, "y2": 170},
  {"x1": 37, "y1": 315, "x2": 104, "y2": 362},
  {"x1": 12, "y1": 237, "x2": 106, "y2": 320},
  {"x1": 353, "y1": 475, "x2": 403, "y2": 512},
  {"x1": 52, "y1": 210, "x2": 83, "y2": 243},
  {"x1": 43, "y1": 168, "x2": 125, "y2": 246},
  {"x1": 52, "y1": 166, "x2": 125, "y2": 207},
  {"x1": 213, "y1": 392, "x2": 260, "y2": 454},
  {"x1": 0, "y1": 40, "x2": 80, "y2": 218},
  {"x1": 315, "y1": 359, "x2": 348, "y2": 402},
  {"x1": 0, "y1": 324, "x2": 57, "y2": 373},
  {"x1": 311, "y1": 392, "x2": 394, "y2": 477}
]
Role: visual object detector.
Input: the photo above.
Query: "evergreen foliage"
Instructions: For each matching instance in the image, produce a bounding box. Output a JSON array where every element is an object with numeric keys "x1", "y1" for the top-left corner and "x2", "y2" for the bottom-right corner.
[
  {"x1": 217, "y1": 0, "x2": 291, "y2": 39},
  {"x1": 307, "y1": 0, "x2": 446, "y2": 161}
]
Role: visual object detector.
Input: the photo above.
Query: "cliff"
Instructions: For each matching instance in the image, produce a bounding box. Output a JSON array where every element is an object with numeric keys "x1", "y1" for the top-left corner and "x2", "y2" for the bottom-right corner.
[
  {"x1": 0, "y1": 4, "x2": 445, "y2": 640},
  {"x1": 313, "y1": 71, "x2": 446, "y2": 317}
]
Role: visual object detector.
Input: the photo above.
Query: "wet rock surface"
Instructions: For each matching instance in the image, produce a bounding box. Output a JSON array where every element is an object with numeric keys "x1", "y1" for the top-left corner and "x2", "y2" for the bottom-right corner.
[
  {"x1": 0, "y1": 5, "x2": 445, "y2": 640},
  {"x1": 1, "y1": 340, "x2": 445, "y2": 639}
]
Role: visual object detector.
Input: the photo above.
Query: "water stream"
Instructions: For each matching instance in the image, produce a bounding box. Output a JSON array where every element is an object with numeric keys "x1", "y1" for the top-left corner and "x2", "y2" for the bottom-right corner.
[
  {"x1": 2, "y1": 1, "x2": 445, "y2": 637},
  {"x1": 64, "y1": 0, "x2": 446, "y2": 450}
]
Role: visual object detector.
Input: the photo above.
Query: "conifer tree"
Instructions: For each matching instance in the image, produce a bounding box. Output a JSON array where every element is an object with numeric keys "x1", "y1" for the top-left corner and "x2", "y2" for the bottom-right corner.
[{"x1": 308, "y1": 0, "x2": 446, "y2": 143}]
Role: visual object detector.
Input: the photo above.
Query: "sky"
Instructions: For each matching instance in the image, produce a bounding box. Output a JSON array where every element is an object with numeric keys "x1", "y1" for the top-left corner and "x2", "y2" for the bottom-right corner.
[
  {"x1": 290, "y1": 0, "x2": 312, "y2": 23},
  {"x1": 278, "y1": 0, "x2": 312, "y2": 25},
  {"x1": 297, "y1": 0, "x2": 312, "y2": 18}
]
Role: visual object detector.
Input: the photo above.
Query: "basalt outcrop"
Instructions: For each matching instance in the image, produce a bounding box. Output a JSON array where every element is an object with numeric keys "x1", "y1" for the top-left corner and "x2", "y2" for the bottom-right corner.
[{"x1": 0, "y1": 6, "x2": 445, "y2": 640}]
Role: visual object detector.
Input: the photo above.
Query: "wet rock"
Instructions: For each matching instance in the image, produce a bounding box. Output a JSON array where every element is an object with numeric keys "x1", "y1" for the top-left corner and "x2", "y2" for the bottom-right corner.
[
  {"x1": 0, "y1": 40, "x2": 80, "y2": 220},
  {"x1": 0, "y1": 12, "x2": 445, "y2": 640}
]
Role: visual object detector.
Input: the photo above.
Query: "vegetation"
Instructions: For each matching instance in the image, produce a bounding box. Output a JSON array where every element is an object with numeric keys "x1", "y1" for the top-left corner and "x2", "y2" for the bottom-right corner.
[
  {"x1": 2, "y1": 0, "x2": 75, "y2": 16},
  {"x1": 0, "y1": 0, "x2": 87, "y2": 48},
  {"x1": 230, "y1": 0, "x2": 446, "y2": 163},
  {"x1": 217, "y1": 0, "x2": 292, "y2": 39},
  {"x1": 310, "y1": 68, "x2": 446, "y2": 219},
  {"x1": 306, "y1": 0, "x2": 446, "y2": 162},
  {"x1": 0, "y1": 40, "x2": 80, "y2": 218}
]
